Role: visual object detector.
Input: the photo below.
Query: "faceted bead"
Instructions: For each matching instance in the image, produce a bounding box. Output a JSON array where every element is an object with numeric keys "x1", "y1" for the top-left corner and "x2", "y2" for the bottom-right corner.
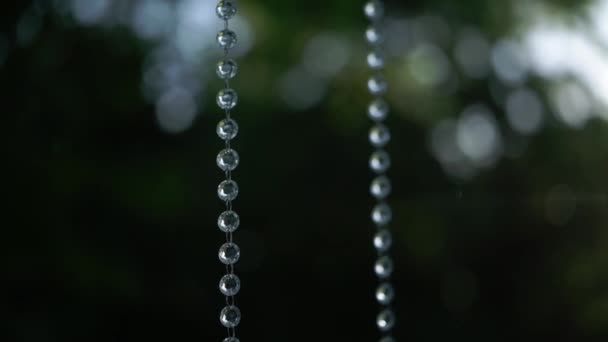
[
  {"x1": 217, "y1": 29, "x2": 237, "y2": 49},
  {"x1": 223, "y1": 338, "x2": 240, "y2": 342},
  {"x1": 375, "y1": 255, "x2": 394, "y2": 278},
  {"x1": 367, "y1": 50, "x2": 385, "y2": 69},
  {"x1": 217, "y1": 118, "x2": 239, "y2": 140},
  {"x1": 219, "y1": 305, "x2": 241, "y2": 328},
  {"x1": 218, "y1": 242, "x2": 241, "y2": 265},
  {"x1": 219, "y1": 274, "x2": 241, "y2": 296},
  {"x1": 369, "y1": 150, "x2": 391, "y2": 173},
  {"x1": 370, "y1": 175, "x2": 391, "y2": 200},
  {"x1": 364, "y1": 0, "x2": 384, "y2": 20},
  {"x1": 218, "y1": 210, "x2": 240, "y2": 233},
  {"x1": 379, "y1": 338, "x2": 395, "y2": 342},
  {"x1": 374, "y1": 229, "x2": 392, "y2": 252},
  {"x1": 372, "y1": 203, "x2": 392, "y2": 225},
  {"x1": 368, "y1": 98, "x2": 389, "y2": 121},
  {"x1": 217, "y1": 89, "x2": 238, "y2": 110},
  {"x1": 218, "y1": 180, "x2": 239, "y2": 201},
  {"x1": 217, "y1": 59, "x2": 238, "y2": 79},
  {"x1": 217, "y1": 149, "x2": 240, "y2": 171},
  {"x1": 376, "y1": 309, "x2": 396, "y2": 332},
  {"x1": 216, "y1": 0, "x2": 237, "y2": 20},
  {"x1": 376, "y1": 282, "x2": 395, "y2": 305},
  {"x1": 366, "y1": 26, "x2": 383, "y2": 45},
  {"x1": 369, "y1": 124, "x2": 391, "y2": 147},
  {"x1": 368, "y1": 74, "x2": 388, "y2": 95}
]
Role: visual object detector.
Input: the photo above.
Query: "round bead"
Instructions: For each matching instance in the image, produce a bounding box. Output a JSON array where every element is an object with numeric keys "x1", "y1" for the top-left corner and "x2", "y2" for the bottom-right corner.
[
  {"x1": 217, "y1": 118, "x2": 239, "y2": 140},
  {"x1": 367, "y1": 50, "x2": 385, "y2": 69},
  {"x1": 376, "y1": 282, "x2": 395, "y2": 305},
  {"x1": 219, "y1": 305, "x2": 241, "y2": 328},
  {"x1": 366, "y1": 26, "x2": 383, "y2": 45},
  {"x1": 218, "y1": 180, "x2": 239, "y2": 201},
  {"x1": 364, "y1": 0, "x2": 384, "y2": 20},
  {"x1": 372, "y1": 203, "x2": 392, "y2": 225},
  {"x1": 375, "y1": 255, "x2": 394, "y2": 278},
  {"x1": 370, "y1": 175, "x2": 391, "y2": 200},
  {"x1": 217, "y1": 59, "x2": 238, "y2": 79},
  {"x1": 223, "y1": 338, "x2": 240, "y2": 342},
  {"x1": 218, "y1": 210, "x2": 240, "y2": 233},
  {"x1": 217, "y1": 29, "x2": 237, "y2": 49},
  {"x1": 369, "y1": 150, "x2": 391, "y2": 173},
  {"x1": 217, "y1": 148, "x2": 240, "y2": 171},
  {"x1": 219, "y1": 274, "x2": 241, "y2": 296},
  {"x1": 379, "y1": 338, "x2": 395, "y2": 342},
  {"x1": 369, "y1": 124, "x2": 391, "y2": 147},
  {"x1": 216, "y1": 0, "x2": 237, "y2": 20},
  {"x1": 376, "y1": 309, "x2": 396, "y2": 332},
  {"x1": 368, "y1": 98, "x2": 389, "y2": 121},
  {"x1": 368, "y1": 74, "x2": 388, "y2": 95},
  {"x1": 374, "y1": 229, "x2": 392, "y2": 252},
  {"x1": 217, "y1": 88, "x2": 238, "y2": 110},
  {"x1": 218, "y1": 242, "x2": 241, "y2": 265}
]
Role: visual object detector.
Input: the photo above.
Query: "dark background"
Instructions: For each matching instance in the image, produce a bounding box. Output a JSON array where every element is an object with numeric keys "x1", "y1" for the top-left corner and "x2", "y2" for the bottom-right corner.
[{"x1": 3, "y1": 0, "x2": 608, "y2": 341}]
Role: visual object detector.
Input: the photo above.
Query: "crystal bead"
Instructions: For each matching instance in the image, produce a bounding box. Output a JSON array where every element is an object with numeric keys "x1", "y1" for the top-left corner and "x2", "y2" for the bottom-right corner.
[
  {"x1": 217, "y1": 118, "x2": 239, "y2": 140},
  {"x1": 376, "y1": 282, "x2": 395, "y2": 305},
  {"x1": 216, "y1": 0, "x2": 237, "y2": 20},
  {"x1": 217, "y1": 149, "x2": 240, "y2": 172},
  {"x1": 364, "y1": 0, "x2": 384, "y2": 20},
  {"x1": 217, "y1": 59, "x2": 238, "y2": 79},
  {"x1": 217, "y1": 89, "x2": 238, "y2": 110},
  {"x1": 368, "y1": 98, "x2": 389, "y2": 121},
  {"x1": 368, "y1": 74, "x2": 388, "y2": 95},
  {"x1": 367, "y1": 50, "x2": 385, "y2": 69},
  {"x1": 370, "y1": 175, "x2": 391, "y2": 200},
  {"x1": 372, "y1": 203, "x2": 392, "y2": 225},
  {"x1": 376, "y1": 309, "x2": 396, "y2": 332},
  {"x1": 220, "y1": 305, "x2": 241, "y2": 328},
  {"x1": 369, "y1": 124, "x2": 391, "y2": 147},
  {"x1": 369, "y1": 150, "x2": 391, "y2": 173},
  {"x1": 223, "y1": 338, "x2": 240, "y2": 342},
  {"x1": 219, "y1": 274, "x2": 241, "y2": 296},
  {"x1": 366, "y1": 26, "x2": 383, "y2": 45},
  {"x1": 218, "y1": 242, "x2": 241, "y2": 265},
  {"x1": 374, "y1": 229, "x2": 392, "y2": 252},
  {"x1": 217, "y1": 29, "x2": 237, "y2": 49},
  {"x1": 379, "y1": 338, "x2": 395, "y2": 342},
  {"x1": 375, "y1": 256, "x2": 394, "y2": 278},
  {"x1": 218, "y1": 180, "x2": 239, "y2": 201},
  {"x1": 218, "y1": 210, "x2": 240, "y2": 233}
]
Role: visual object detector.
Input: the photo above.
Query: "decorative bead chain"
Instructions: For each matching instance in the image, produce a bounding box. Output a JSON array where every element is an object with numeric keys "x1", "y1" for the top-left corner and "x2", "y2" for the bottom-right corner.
[
  {"x1": 365, "y1": 1, "x2": 396, "y2": 341},
  {"x1": 215, "y1": 1, "x2": 241, "y2": 342}
]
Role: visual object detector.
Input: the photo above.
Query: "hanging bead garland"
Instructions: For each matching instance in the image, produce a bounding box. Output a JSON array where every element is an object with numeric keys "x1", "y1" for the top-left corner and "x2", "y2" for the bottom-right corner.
[
  {"x1": 365, "y1": 1, "x2": 396, "y2": 341},
  {"x1": 215, "y1": 1, "x2": 241, "y2": 341}
]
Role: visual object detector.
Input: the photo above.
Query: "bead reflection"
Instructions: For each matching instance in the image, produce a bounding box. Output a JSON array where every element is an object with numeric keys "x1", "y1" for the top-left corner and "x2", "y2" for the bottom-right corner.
[
  {"x1": 218, "y1": 180, "x2": 239, "y2": 201},
  {"x1": 376, "y1": 282, "x2": 395, "y2": 305},
  {"x1": 375, "y1": 255, "x2": 394, "y2": 278},
  {"x1": 369, "y1": 150, "x2": 391, "y2": 173},
  {"x1": 218, "y1": 242, "x2": 241, "y2": 265},
  {"x1": 219, "y1": 274, "x2": 241, "y2": 296},
  {"x1": 220, "y1": 305, "x2": 241, "y2": 328},
  {"x1": 374, "y1": 229, "x2": 392, "y2": 252},
  {"x1": 376, "y1": 309, "x2": 396, "y2": 332}
]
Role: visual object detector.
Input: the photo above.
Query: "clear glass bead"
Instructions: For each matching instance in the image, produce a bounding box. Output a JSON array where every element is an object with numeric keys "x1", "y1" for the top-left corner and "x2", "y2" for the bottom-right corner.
[
  {"x1": 219, "y1": 274, "x2": 241, "y2": 296},
  {"x1": 216, "y1": 0, "x2": 237, "y2": 20},
  {"x1": 220, "y1": 305, "x2": 241, "y2": 328},
  {"x1": 368, "y1": 98, "x2": 389, "y2": 121},
  {"x1": 370, "y1": 175, "x2": 391, "y2": 200},
  {"x1": 366, "y1": 26, "x2": 383, "y2": 45},
  {"x1": 218, "y1": 180, "x2": 239, "y2": 201},
  {"x1": 217, "y1": 29, "x2": 237, "y2": 49},
  {"x1": 217, "y1": 149, "x2": 240, "y2": 171},
  {"x1": 223, "y1": 338, "x2": 240, "y2": 342},
  {"x1": 217, "y1": 118, "x2": 239, "y2": 140},
  {"x1": 376, "y1": 309, "x2": 396, "y2": 332},
  {"x1": 218, "y1": 242, "x2": 240, "y2": 265},
  {"x1": 364, "y1": 0, "x2": 384, "y2": 20},
  {"x1": 369, "y1": 150, "x2": 391, "y2": 173},
  {"x1": 369, "y1": 124, "x2": 391, "y2": 147},
  {"x1": 372, "y1": 203, "x2": 392, "y2": 225},
  {"x1": 217, "y1": 59, "x2": 238, "y2": 79},
  {"x1": 379, "y1": 338, "x2": 395, "y2": 342},
  {"x1": 367, "y1": 50, "x2": 385, "y2": 69},
  {"x1": 368, "y1": 74, "x2": 388, "y2": 95},
  {"x1": 375, "y1": 255, "x2": 394, "y2": 278},
  {"x1": 218, "y1": 210, "x2": 240, "y2": 233},
  {"x1": 217, "y1": 88, "x2": 238, "y2": 110},
  {"x1": 376, "y1": 282, "x2": 395, "y2": 305},
  {"x1": 374, "y1": 229, "x2": 392, "y2": 252}
]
